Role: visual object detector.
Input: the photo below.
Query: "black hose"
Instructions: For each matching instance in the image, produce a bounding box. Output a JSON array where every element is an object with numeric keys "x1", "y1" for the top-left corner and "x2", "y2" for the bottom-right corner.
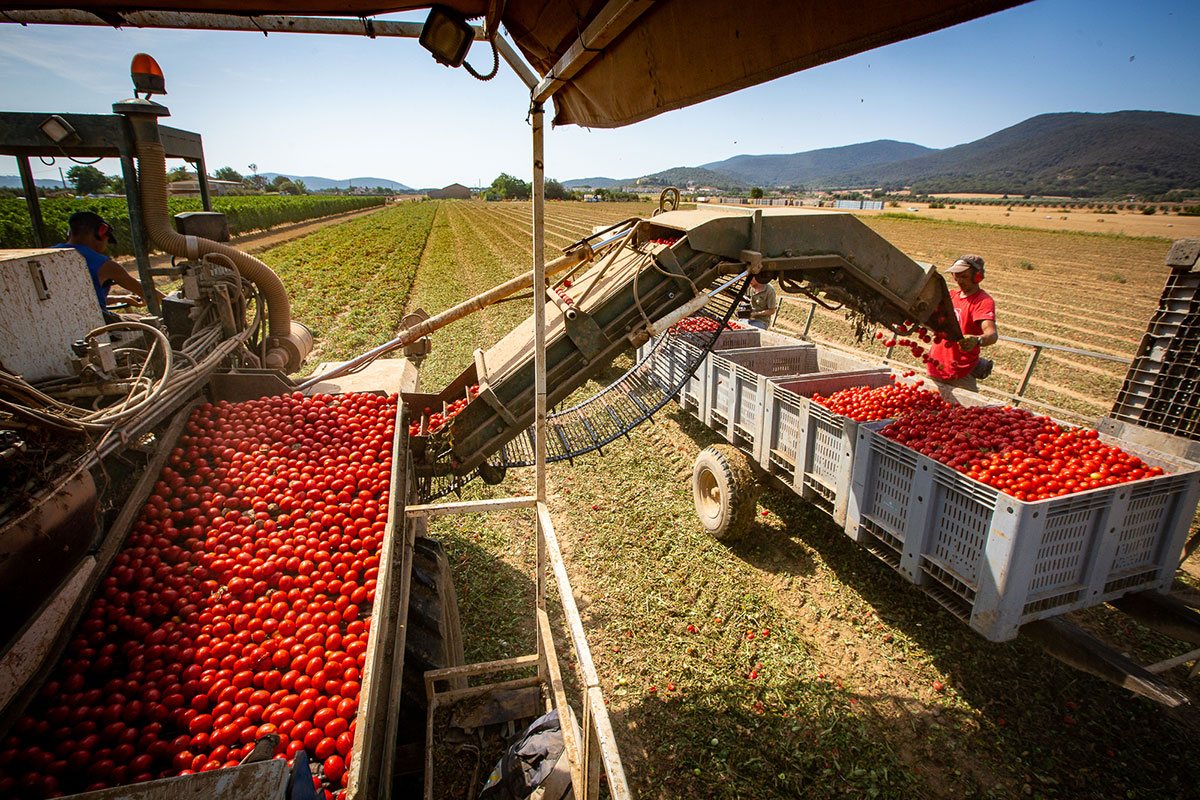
[{"x1": 464, "y1": 39, "x2": 500, "y2": 81}]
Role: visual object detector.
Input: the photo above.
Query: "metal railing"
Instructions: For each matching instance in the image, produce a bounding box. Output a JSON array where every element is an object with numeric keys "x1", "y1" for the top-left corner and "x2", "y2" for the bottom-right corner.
[
  {"x1": 409, "y1": 496, "x2": 631, "y2": 800},
  {"x1": 780, "y1": 297, "x2": 1132, "y2": 421}
]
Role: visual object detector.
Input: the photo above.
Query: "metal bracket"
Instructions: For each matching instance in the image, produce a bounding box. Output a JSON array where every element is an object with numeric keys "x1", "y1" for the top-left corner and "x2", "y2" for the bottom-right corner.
[
  {"x1": 562, "y1": 305, "x2": 611, "y2": 363},
  {"x1": 27, "y1": 260, "x2": 49, "y2": 300},
  {"x1": 653, "y1": 246, "x2": 690, "y2": 288},
  {"x1": 477, "y1": 384, "x2": 518, "y2": 427}
]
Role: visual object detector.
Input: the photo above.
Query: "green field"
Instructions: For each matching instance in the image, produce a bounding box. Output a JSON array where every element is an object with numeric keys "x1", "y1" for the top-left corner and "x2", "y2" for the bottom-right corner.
[
  {"x1": 0, "y1": 194, "x2": 386, "y2": 257},
  {"x1": 266, "y1": 201, "x2": 1199, "y2": 800}
]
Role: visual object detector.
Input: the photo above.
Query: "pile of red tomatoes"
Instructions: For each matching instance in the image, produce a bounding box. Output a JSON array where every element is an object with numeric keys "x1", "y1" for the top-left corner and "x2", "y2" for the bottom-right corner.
[
  {"x1": 811, "y1": 382, "x2": 949, "y2": 423},
  {"x1": 875, "y1": 323, "x2": 947, "y2": 372},
  {"x1": 668, "y1": 315, "x2": 745, "y2": 334},
  {"x1": 0, "y1": 391, "x2": 395, "y2": 799},
  {"x1": 881, "y1": 404, "x2": 1164, "y2": 501},
  {"x1": 408, "y1": 385, "x2": 481, "y2": 437},
  {"x1": 552, "y1": 284, "x2": 575, "y2": 308}
]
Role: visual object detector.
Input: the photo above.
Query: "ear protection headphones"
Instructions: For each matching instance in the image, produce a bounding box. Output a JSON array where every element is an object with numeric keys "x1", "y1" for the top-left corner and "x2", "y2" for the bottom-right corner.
[{"x1": 950, "y1": 257, "x2": 985, "y2": 284}]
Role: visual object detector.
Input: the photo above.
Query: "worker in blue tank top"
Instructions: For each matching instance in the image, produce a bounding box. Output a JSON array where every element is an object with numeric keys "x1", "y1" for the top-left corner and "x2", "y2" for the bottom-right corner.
[{"x1": 53, "y1": 211, "x2": 158, "y2": 314}]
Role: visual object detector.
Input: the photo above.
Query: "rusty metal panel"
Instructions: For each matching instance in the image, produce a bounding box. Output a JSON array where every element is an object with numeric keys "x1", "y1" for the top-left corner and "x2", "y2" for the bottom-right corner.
[
  {"x1": 69, "y1": 759, "x2": 289, "y2": 800},
  {"x1": 0, "y1": 466, "x2": 97, "y2": 648},
  {"x1": 206, "y1": 369, "x2": 295, "y2": 402},
  {"x1": 0, "y1": 556, "x2": 95, "y2": 711}
]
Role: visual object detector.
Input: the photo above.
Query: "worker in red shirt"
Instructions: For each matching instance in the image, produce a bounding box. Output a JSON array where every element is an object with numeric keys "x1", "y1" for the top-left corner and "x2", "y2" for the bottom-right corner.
[{"x1": 926, "y1": 254, "x2": 997, "y2": 391}]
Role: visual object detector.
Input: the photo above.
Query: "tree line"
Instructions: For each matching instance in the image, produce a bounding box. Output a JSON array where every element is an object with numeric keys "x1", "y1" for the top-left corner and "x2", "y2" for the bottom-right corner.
[
  {"x1": 1, "y1": 164, "x2": 399, "y2": 199},
  {"x1": 482, "y1": 173, "x2": 640, "y2": 201}
]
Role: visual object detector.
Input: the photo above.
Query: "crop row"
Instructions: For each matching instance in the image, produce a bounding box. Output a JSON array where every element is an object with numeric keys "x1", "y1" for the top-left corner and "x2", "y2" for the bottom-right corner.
[
  {"x1": 0, "y1": 196, "x2": 387, "y2": 257},
  {"x1": 257, "y1": 202, "x2": 438, "y2": 375}
]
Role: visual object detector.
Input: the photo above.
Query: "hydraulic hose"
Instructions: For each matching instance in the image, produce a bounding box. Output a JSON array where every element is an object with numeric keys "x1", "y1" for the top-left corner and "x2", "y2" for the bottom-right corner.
[{"x1": 135, "y1": 140, "x2": 298, "y2": 370}]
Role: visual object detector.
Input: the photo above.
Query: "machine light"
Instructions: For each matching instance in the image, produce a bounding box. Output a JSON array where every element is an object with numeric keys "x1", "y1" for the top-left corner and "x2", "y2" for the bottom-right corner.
[
  {"x1": 39, "y1": 115, "x2": 79, "y2": 145},
  {"x1": 131, "y1": 52, "x2": 166, "y2": 96},
  {"x1": 419, "y1": 5, "x2": 474, "y2": 68}
]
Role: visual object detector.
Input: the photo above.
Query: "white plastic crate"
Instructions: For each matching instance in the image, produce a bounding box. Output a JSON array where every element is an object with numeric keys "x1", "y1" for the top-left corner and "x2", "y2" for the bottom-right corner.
[
  {"x1": 758, "y1": 370, "x2": 892, "y2": 525},
  {"x1": 706, "y1": 344, "x2": 818, "y2": 444},
  {"x1": 713, "y1": 328, "x2": 799, "y2": 350},
  {"x1": 846, "y1": 423, "x2": 1200, "y2": 641}
]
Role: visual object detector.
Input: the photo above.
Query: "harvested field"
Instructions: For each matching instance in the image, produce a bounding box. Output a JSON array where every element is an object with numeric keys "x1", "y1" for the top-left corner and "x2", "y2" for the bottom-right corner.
[
  {"x1": 265, "y1": 201, "x2": 1200, "y2": 800},
  {"x1": 776, "y1": 214, "x2": 1176, "y2": 421}
]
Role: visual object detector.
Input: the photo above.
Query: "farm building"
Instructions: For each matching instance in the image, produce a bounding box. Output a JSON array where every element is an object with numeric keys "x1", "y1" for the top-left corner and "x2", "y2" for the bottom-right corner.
[
  {"x1": 167, "y1": 177, "x2": 241, "y2": 196},
  {"x1": 427, "y1": 183, "x2": 472, "y2": 200}
]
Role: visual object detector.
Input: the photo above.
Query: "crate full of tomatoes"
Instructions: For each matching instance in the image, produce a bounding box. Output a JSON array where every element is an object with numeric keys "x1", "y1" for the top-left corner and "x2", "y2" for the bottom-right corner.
[
  {"x1": 845, "y1": 403, "x2": 1200, "y2": 642},
  {"x1": 0, "y1": 391, "x2": 401, "y2": 799},
  {"x1": 759, "y1": 372, "x2": 926, "y2": 525}
]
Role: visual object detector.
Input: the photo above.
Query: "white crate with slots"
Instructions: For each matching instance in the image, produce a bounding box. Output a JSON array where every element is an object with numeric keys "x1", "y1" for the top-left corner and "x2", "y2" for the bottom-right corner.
[
  {"x1": 759, "y1": 370, "x2": 892, "y2": 525},
  {"x1": 846, "y1": 423, "x2": 1200, "y2": 641},
  {"x1": 705, "y1": 344, "x2": 818, "y2": 444},
  {"x1": 712, "y1": 328, "x2": 800, "y2": 351}
]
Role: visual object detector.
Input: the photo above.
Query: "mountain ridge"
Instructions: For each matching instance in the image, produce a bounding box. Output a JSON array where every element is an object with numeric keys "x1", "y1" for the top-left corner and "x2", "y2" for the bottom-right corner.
[{"x1": 569, "y1": 111, "x2": 1200, "y2": 198}]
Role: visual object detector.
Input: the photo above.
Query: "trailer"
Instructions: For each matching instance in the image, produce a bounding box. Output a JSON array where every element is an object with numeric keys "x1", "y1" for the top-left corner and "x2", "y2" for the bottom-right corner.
[{"x1": 639, "y1": 240, "x2": 1200, "y2": 706}]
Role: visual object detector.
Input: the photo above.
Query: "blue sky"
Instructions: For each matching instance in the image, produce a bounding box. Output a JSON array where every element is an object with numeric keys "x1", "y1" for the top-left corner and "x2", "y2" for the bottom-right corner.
[{"x1": 1, "y1": 0, "x2": 1197, "y2": 188}]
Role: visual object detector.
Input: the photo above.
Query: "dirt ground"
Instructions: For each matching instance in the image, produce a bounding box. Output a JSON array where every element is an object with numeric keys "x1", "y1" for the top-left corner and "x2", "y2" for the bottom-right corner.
[
  {"x1": 716, "y1": 200, "x2": 1200, "y2": 239},
  {"x1": 862, "y1": 202, "x2": 1200, "y2": 239}
]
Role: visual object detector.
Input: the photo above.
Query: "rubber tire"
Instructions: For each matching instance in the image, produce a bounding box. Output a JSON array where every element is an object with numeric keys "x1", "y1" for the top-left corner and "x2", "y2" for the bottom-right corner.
[
  {"x1": 395, "y1": 537, "x2": 465, "y2": 755},
  {"x1": 692, "y1": 444, "x2": 761, "y2": 542}
]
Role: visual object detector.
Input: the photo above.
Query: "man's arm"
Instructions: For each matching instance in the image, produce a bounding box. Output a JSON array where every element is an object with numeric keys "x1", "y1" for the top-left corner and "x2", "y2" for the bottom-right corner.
[
  {"x1": 961, "y1": 319, "x2": 998, "y2": 351},
  {"x1": 97, "y1": 260, "x2": 163, "y2": 305},
  {"x1": 751, "y1": 287, "x2": 778, "y2": 318}
]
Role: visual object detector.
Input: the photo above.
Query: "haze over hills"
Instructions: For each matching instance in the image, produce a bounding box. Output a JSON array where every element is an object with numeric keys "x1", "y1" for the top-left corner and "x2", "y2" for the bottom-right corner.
[
  {"x1": 567, "y1": 111, "x2": 1200, "y2": 198},
  {"x1": 562, "y1": 177, "x2": 623, "y2": 190},
  {"x1": 261, "y1": 173, "x2": 413, "y2": 192},
  {"x1": 701, "y1": 140, "x2": 935, "y2": 187},
  {"x1": 0, "y1": 175, "x2": 70, "y2": 189},
  {"x1": 819, "y1": 111, "x2": 1200, "y2": 197},
  {"x1": 0, "y1": 173, "x2": 416, "y2": 192}
]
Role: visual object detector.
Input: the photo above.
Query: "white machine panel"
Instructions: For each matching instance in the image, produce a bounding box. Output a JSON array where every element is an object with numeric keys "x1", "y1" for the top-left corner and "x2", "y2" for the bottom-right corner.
[{"x1": 0, "y1": 248, "x2": 107, "y2": 381}]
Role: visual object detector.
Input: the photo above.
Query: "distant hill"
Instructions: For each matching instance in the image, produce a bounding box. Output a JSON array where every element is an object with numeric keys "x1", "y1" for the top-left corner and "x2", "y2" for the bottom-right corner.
[
  {"x1": 635, "y1": 167, "x2": 748, "y2": 191},
  {"x1": 562, "y1": 110, "x2": 1200, "y2": 198},
  {"x1": 820, "y1": 111, "x2": 1200, "y2": 196},
  {"x1": 0, "y1": 175, "x2": 68, "y2": 190},
  {"x1": 703, "y1": 140, "x2": 934, "y2": 187},
  {"x1": 261, "y1": 173, "x2": 413, "y2": 192},
  {"x1": 562, "y1": 177, "x2": 622, "y2": 189}
]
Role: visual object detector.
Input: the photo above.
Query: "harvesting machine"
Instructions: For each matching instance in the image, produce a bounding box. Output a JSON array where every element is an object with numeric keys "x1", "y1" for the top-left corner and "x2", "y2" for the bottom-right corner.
[
  {"x1": 0, "y1": 61, "x2": 970, "y2": 796},
  {"x1": 2, "y1": 1, "x2": 1197, "y2": 799}
]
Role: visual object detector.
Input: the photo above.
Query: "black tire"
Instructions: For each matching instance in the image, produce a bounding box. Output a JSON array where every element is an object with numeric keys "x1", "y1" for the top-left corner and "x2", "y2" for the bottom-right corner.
[
  {"x1": 395, "y1": 537, "x2": 464, "y2": 764},
  {"x1": 692, "y1": 444, "x2": 761, "y2": 542}
]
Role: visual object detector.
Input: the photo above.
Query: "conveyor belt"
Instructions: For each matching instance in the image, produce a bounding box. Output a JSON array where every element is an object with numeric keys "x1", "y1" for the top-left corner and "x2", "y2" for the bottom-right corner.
[{"x1": 417, "y1": 275, "x2": 749, "y2": 500}]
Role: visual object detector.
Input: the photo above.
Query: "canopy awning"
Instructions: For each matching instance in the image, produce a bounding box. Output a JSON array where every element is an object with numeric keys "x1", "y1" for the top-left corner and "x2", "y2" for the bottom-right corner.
[{"x1": 0, "y1": 1, "x2": 1029, "y2": 128}]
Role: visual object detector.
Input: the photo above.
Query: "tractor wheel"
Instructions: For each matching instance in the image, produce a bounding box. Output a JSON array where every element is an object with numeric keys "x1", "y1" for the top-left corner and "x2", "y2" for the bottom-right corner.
[
  {"x1": 394, "y1": 537, "x2": 465, "y2": 778},
  {"x1": 692, "y1": 444, "x2": 761, "y2": 542}
]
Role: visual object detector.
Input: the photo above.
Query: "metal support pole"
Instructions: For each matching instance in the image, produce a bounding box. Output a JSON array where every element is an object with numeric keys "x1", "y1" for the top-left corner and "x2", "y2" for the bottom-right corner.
[
  {"x1": 801, "y1": 302, "x2": 815, "y2": 339},
  {"x1": 532, "y1": 101, "x2": 548, "y2": 687},
  {"x1": 1014, "y1": 344, "x2": 1042, "y2": 405},
  {"x1": 17, "y1": 156, "x2": 47, "y2": 247},
  {"x1": 196, "y1": 156, "x2": 212, "y2": 211},
  {"x1": 120, "y1": 151, "x2": 161, "y2": 316}
]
